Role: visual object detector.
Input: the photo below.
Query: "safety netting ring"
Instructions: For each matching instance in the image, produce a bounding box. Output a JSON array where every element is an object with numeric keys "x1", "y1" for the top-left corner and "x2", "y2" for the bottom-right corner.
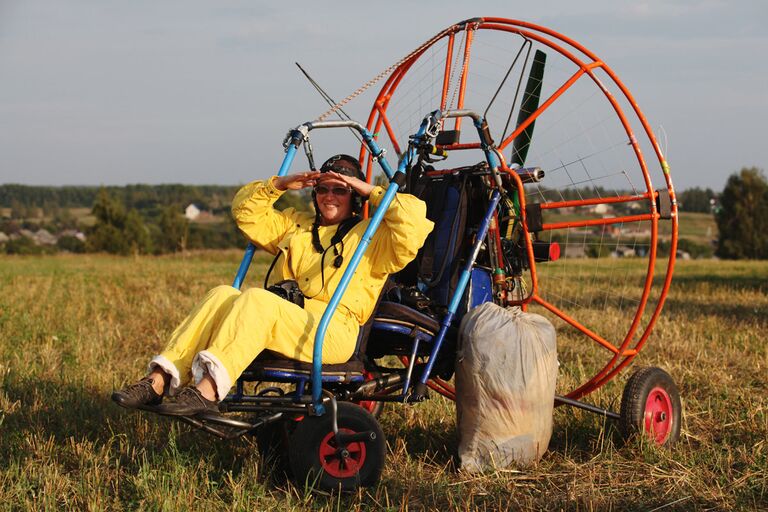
[{"x1": 358, "y1": 17, "x2": 677, "y2": 401}]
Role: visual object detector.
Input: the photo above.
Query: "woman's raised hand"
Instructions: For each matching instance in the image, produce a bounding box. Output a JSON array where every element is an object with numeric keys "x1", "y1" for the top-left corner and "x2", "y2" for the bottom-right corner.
[
  {"x1": 318, "y1": 171, "x2": 375, "y2": 198},
  {"x1": 273, "y1": 171, "x2": 321, "y2": 191}
]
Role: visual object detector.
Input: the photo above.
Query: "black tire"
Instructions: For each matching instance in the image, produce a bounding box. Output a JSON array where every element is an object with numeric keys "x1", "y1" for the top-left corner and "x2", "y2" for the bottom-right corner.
[
  {"x1": 620, "y1": 366, "x2": 682, "y2": 446},
  {"x1": 288, "y1": 402, "x2": 385, "y2": 491}
]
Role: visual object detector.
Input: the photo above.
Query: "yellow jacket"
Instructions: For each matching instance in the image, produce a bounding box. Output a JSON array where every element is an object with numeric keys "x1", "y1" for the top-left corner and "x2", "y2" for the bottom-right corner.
[{"x1": 231, "y1": 176, "x2": 434, "y2": 326}]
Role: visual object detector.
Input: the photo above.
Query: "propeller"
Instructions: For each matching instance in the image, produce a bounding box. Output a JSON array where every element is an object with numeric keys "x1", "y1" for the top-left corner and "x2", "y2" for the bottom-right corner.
[{"x1": 510, "y1": 50, "x2": 546, "y2": 167}]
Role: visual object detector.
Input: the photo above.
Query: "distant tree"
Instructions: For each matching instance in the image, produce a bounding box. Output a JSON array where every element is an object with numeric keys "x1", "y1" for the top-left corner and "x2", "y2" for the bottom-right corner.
[
  {"x1": 4, "y1": 236, "x2": 44, "y2": 255},
  {"x1": 124, "y1": 209, "x2": 153, "y2": 255},
  {"x1": 53, "y1": 208, "x2": 79, "y2": 230},
  {"x1": 56, "y1": 235, "x2": 86, "y2": 253},
  {"x1": 678, "y1": 187, "x2": 716, "y2": 213},
  {"x1": 87, "y1": 188, "x2": 130, "y2": 254},
  {"x1": 274, "y1": 189, "x2": 313, "y2": 213},
  {"x1": 155, "y1": 205, "x2": 188, "y2": 253},
  {"x1": 0, "y1": 219, "x2": 20, "y2": 235},
  {"x1": 10, "y1": 199, "x2": 28, "y2": 220},
  {"x1": 716, "y1": 167, "x2": 768, "y2": 259}
]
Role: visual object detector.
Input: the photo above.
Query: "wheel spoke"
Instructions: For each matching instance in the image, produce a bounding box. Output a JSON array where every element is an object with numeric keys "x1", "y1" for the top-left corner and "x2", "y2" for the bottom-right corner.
[{"x1": 346, "y1": 442, "x2": 363, "y2": 454}]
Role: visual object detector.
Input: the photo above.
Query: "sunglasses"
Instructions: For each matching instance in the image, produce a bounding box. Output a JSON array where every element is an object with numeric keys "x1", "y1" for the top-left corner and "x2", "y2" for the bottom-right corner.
[{"x1": 314, "y1": 185, "x2": 352, "y2": 196}]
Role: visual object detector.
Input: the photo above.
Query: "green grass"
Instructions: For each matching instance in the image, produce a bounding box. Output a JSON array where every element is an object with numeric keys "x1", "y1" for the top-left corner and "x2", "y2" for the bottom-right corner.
[
  {"x1": 0, "y1": 252, "x2": 766, "y2": 510},
  {"x1": 675, "y1": 211, "x2": 717, "y2": 244}
]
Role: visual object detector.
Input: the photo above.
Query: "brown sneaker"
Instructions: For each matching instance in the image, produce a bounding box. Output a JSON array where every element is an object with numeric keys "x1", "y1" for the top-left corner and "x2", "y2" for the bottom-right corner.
[
  {"x1": 155, "y1": 387, "x2": 219, "y2": 416},
  {"x1": 111, "y1": 377, "x2": 163, "y2": 410}
]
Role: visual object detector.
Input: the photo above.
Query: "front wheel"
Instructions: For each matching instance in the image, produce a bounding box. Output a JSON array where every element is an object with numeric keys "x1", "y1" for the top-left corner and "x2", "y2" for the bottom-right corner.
[
  {"x1": 288, "y1": 402, "x2": 385, "y2": 491},
  {"x1": 620, "y1": 367, "x2": 682, "y2": 446}
]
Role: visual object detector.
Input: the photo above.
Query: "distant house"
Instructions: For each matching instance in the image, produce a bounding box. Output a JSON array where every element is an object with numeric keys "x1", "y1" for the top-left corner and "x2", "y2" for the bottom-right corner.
[
  {"x1": 611, "y1": 246, "x2": 636, "y2": 258},
  {"x1": 60, "y1": 229, "x2": 87, "y2": 242},
  {"x1": 564, "y1": 245, "x2": 587, "y2": 258},
  {"x1": 185, "y1": 204, "x2": 201, "y2": 220},
  {"x1": 0, "y1": 232, "x2": 8, "y2": 243},
  {"x1": 34, "y1": 229, "x2": 57, "y2": 245}
]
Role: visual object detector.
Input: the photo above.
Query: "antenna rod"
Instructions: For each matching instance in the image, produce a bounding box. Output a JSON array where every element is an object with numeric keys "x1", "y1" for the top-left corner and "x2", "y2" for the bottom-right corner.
[{"x1": 295, "y1": 62, "x2": 362, "y2": 143}]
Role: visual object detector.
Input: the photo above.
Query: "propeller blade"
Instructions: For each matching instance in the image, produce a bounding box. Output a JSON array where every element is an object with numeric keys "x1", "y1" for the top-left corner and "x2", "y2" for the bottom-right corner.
[{"x1": 510, "y1": 49, "x2": 546, "y2": 166}]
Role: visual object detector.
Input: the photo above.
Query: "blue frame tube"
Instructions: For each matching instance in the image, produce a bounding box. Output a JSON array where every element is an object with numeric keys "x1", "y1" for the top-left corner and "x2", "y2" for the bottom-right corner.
[
  {"x1": 309, "y1": 179, "x2": 401, "y2": 412},
  {"x1": 309, "y1": 120, "x2": 431, "y2": 413},
  {"x1": 232, "y1": 142, "x2": 299, "y2": 289}
]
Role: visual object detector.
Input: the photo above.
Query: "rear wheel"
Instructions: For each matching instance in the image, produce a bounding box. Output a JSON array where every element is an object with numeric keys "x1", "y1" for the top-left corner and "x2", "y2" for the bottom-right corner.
[
  {"x1": 620, "y1": 367, "x2": 682, "y2": 446},
  {"x1": 288, "y1": 402, "x2": 385, "y2": 491}
]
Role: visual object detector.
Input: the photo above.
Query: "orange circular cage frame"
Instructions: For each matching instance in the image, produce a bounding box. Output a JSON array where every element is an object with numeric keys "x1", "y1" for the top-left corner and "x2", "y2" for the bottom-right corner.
[{"x1": 355, "y1": 18, "x2": 678, "y2": 402}]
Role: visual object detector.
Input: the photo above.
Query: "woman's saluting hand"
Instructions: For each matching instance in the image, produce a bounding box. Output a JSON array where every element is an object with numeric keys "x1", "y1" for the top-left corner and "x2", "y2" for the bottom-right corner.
[{"x1": 273, "y1": 171, "x2": 321, "y2": 191}]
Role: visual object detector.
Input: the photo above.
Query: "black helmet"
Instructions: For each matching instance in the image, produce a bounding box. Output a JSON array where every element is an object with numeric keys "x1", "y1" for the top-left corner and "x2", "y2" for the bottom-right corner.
[{"x1": 319, "y1": 154, "x2": 365, "y2": 181}]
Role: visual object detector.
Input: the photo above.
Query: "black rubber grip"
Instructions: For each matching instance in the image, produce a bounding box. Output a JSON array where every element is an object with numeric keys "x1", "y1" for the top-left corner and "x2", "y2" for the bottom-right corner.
[{"x1": 391, "y1": 170, "x2": 407, "y2": 188}]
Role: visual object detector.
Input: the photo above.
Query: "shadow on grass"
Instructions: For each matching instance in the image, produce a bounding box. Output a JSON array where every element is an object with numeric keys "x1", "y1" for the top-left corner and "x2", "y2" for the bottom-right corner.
[
  {"x1": 0, "y1": 374, "x2": 259, "y2": 481},
  {"x1": 661, "y1": 272, "x2": 768, "y2": 295},
  {"x1": 661, "y1": 296, "x2": 767, "y2": 324}
]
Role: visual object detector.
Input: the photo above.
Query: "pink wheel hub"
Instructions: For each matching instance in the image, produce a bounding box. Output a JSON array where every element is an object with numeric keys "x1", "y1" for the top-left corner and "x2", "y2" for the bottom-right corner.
[
  {"x1": 644, "y1": 386, "x2": 674, "y2": 444},
  {"x1": 318, "y1": 428, "x2": 367, "y2": 478}
]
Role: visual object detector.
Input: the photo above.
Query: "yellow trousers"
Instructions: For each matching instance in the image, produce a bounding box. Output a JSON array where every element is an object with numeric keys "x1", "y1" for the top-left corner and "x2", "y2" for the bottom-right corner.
[{"x1": 149, "y1": 285, "x2": 359, "y2": 400}]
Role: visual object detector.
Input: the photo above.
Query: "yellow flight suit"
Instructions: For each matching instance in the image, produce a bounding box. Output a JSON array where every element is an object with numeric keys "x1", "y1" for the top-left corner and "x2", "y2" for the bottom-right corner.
[{"x1": 149, "y1": 177, "x2": 434, "y2": 400}]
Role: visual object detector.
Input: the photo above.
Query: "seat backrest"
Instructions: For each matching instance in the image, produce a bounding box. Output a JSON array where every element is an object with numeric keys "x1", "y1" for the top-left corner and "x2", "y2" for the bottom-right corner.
[{"x1": 396, "y1": 164, "x2": 491, "y2": 310}]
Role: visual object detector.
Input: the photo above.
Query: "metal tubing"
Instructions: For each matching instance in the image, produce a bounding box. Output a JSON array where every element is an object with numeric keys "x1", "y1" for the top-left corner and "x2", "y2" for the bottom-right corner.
[
  {"x1": 277, "y1": 143, "x2": 299, "y2": 176},
  {"x1": 177, "y1": 416, "x2": 237, "y2": 439},
  {"x1": 454, "y1": 26, "x2": 475, "y2": 132},
  {"x1": 223, "y1": 404, "x2": 309, "y2": 414},
  {"x1": 542, "y1": 213, "x2": 656, "y2": 231},
  {"x1": 440, "y1": 32, "x2": 456, "y2": 110},
  {"x1": 540, "y1": 192, "x2": 654, "y2": 210},
  {"x1": 232, "y1": 243, "x2": 257, "y2": 290},
  {"x1": 310, "y1": 179, "x2": 402, "y2": 412},
  {"x1": 442, "y1": 109, "x2": 484, "y2": 123},
  {"x1": 224, "y1": 394, "x2": 310, "y2": 404},
  {"x1": 307, "y1": 119, "x2": 367, "y2": 133},
  {"x1": 350, "y1": 373, "x2": 405, "y2": 398},
  {"x1": 232, "y1": 143, "x2": 298, "y2": 288},
  {"x1": 555, "y1": 395, "x2": 620, "y2": 420},
  {"x1": 401, "y1": 338, "x2": 421, "y2": 398}
]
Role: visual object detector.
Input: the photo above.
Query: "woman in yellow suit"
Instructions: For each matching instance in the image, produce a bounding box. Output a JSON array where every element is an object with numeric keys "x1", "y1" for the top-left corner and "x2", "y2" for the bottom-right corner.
[{"x1": 112, "y1": 155, "x2": 434, "y2": 416}]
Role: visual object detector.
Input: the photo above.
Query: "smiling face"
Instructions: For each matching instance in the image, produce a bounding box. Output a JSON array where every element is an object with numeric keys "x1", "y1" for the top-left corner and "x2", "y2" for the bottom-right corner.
[{"x1": 315, "y1": 177, "x2": 354, "y2": 226}]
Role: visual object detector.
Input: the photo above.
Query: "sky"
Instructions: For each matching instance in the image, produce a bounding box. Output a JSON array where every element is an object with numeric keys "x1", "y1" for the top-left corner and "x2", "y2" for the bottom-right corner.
[{"x1": 0, "y1": 0, "x2": 766, "y2": 191}]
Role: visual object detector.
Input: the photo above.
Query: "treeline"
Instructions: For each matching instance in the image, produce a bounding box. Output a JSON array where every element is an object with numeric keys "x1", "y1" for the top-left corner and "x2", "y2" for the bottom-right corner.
[
  {"x1": 82, "y1": 187, "x2": 311, "y2": 255},
  {"x1": 2, "y1": 183, "x2": 717, "y2": 213},
  {"x1": 0, "y1": 184, "x2": 240, "y2": 211},
  {"x1": 0, "y1": 184, "x2": 313, "y2": 256}
]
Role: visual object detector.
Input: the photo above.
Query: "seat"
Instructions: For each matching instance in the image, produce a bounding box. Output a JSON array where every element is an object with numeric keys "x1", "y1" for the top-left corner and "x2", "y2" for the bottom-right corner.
[
  {"x1": 239, "y1": 352, "x2": 365, "y2": 382},
  {"x1": 238, "y1": 295, "x2": 382, "y2": 384},
  {"x1": 374, "y1": 301, "x2": 440, "y2": 335}
]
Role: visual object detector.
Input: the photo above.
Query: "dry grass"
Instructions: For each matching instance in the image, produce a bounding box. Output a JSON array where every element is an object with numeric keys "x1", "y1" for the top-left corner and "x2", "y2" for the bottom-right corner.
[{"x1": 0, "y1": 251, "x2": 766, "y2": 510}]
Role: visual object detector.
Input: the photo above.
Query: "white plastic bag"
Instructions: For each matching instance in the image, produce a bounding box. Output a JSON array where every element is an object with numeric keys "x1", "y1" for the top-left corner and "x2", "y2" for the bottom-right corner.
[{"x1": 456, "y1": 302, "x2": 558, "y2": 471}]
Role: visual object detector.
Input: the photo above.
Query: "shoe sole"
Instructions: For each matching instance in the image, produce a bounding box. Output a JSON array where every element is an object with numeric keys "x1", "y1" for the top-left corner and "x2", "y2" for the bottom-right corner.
[{"x1": 111, "y1": 392, "x2": 162, "y2": 412}]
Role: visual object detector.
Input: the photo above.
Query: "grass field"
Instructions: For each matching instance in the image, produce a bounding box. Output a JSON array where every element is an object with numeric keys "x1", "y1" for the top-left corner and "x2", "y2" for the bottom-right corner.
[{"x1": 0, "y1": 251, "x2": 766, "y2": 510}]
